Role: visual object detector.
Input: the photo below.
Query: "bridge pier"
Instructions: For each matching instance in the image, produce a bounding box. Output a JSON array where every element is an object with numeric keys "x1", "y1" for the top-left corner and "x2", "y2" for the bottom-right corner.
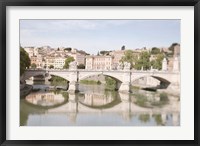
[
  {"x1": 68, "y1": 93, "x2": 78, "y2": 123},
  {"x1": 165, "y1": 83, "x2": 180, "y2": 95},
  {"x1": 119, "y1": 93, "x2": 131, "y2": 121},
  {"x1": 67, "y1": 81, "x2": 79, "y2": 93},
  {"x1": 118, "y1": 71, "x2": 131, "y2": 93},
  {"x1": 118, "y1": 82, "x2": 131, "y2": 93}
]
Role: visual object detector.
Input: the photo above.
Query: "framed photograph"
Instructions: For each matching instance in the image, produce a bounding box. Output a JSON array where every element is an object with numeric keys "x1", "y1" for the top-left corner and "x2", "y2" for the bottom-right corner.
[{"x1": 0, "y1": 0, "x2": 199, "y2": 145}]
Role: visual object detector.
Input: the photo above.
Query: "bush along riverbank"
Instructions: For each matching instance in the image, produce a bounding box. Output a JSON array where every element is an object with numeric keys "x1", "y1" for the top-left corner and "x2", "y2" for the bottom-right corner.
[
  {"x1": 79, "y1": 77, "x2": 117, "y2": 91},
  {"x1": 49, "y1": 75, "x2": 69, "y2": 86},
  {"x1": 105, "y1": 77, "x2": 117, "y2": 91},
  {"x1": 80, "y1": 80, "x2": 101, "y2": 85}
]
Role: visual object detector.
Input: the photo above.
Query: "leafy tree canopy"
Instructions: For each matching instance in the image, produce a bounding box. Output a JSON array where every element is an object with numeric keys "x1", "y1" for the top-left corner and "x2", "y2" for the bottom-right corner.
[
  {"x1": 151, "y1": 47, "x2": 160, "y2": 54},
  {"x1": 151, "y1": 53, "x2": 164, "y2": 70},
  {"x1": 134, "y1": 51, "x2": 151, "y2": 70},
  {"x1": 31, "y1": 63, "x2": 37, "y2": 69},
  {"x1": 77, "y1": 64, "x2": 85, "y2": 69},
  {"x1": 168, "y1": 43, "x2": 179, "y2": 52},
  {"x1": 64, "y1": 47, "x2": 72, "y2": 51},
  {"x1": 121, "y1": 45, "x2": 125, "y2": 50},
  {"x1": 49, "y1": 65, "x2": 54, "y2": 69},
  {"x1": 100, "y1": 50, "x2": 110, "y2": 55},
  {"x1": 120, "y1": 50, "x2": 137, "y2": 69},
  {"x1": 63, "y1": 57, "x2": 75, "y2": 69},
  {"x1": 20, "y1": 47, "x2": 31, "y2": 75}
]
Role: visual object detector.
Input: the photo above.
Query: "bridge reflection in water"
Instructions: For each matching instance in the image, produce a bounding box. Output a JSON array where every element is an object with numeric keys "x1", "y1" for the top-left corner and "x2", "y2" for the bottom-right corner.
[{"x1": 20, "y1": 87, "x2": 180, "y2": 126}]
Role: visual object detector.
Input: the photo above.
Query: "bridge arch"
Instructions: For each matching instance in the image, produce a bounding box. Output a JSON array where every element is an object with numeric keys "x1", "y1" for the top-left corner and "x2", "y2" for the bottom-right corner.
[
  {"x1": 48, "y1": 72, "x2": 70, "y2": 82},
  {"x1": 24, "y1": 92, "x2": 69, "y2": 109},
  {"x1": 78, "y1": 96, "x2": 121, "y2": 110},
  {"x1": 22, "y1": 71, "x2": 71, "y2": 83},
  {"x1": 131, "y1": 74, "x2": 171, "y2": 88},
  {"x1": 132, "y1": 74, "x2": 171, "y2": 83},
  {"x1": 21, "y1": 71, "x2": 48, "y2": 81},
  {"x1": 79, "y1": 72, "x2": 123, "y2": 83}
]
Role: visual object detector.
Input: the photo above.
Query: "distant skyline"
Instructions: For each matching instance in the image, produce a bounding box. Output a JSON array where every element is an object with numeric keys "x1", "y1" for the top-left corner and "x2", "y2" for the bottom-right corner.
[{"x1": 20, "y1": 19, "x2": 180, "y2": 54}]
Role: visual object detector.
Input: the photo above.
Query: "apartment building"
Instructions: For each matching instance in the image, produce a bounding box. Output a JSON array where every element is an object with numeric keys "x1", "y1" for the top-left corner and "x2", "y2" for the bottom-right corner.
[
  {"x1": 85, "y1": 55, "x2": 113, "y2": 70},
  {"x1": 54, "y1": 58, "x2": 65, "y2": 69}
]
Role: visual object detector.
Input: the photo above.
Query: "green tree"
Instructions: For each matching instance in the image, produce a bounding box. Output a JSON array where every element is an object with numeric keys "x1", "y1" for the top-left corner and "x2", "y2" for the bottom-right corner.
[
  {"x1": 31, "y1": 63, "x2": 37, "y2": 69},
  {"x1": 77, "y1": 64, "x2": 85, "y2": 69},
  {"x1": 63, "y1": 57, "x2": 75, "y2": 69},
  {"x1": 120, "y1": 50, "x2": 137, "y2": 69},
  {"x1": 50, "y1": 75, "x2": 68, "y2": 86},
  {"x1": 121, "y1": 45, "x2": 125, "y2": 50},
  {"x1": 105, "y1": 76, "x2": 116, "y2": 90},
  {"x1": 151, "y1": 53, "x2": 164, "y2": 70},
  {"x1": 49, "y1": 65, "x2": 54, "y2": 69},
  {"x1": 151, "y1": 47, "x2": 160, "y2": 54},
  {"x1": 100, "y1": 50, "x2": 110, "y2": 55},
  {"x1": 134, "y1": 51, "x2": 151, "y2": 70},
  {"x1": 168, "y1": 43, "x2": 179, "y2": 56},
  {"x1": 20, "y1": 47, "x2": 31, "y2": 75},
  {"x1": 64, "y1": 47, "x2": 72, "y2": 52}
]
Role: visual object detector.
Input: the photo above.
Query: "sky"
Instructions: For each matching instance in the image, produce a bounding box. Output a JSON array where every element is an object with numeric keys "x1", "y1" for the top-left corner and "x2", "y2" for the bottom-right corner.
[{"x1": 20, "y1": 19, "x2": 180, "y2": 55}]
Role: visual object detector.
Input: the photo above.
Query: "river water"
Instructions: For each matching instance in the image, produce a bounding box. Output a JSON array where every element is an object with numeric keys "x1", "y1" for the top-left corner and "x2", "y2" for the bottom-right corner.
[{"x1": 20, "y1": 81, "x2": 180, "y2": 126}]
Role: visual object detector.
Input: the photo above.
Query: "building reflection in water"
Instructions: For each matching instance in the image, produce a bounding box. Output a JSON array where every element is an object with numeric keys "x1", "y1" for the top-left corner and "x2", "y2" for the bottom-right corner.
[
  {"x1": 21, "y1": 90, "x2": 180, "y2": 126},
  {"x1": 80, "y1": 92, "x2": 115, "y2": 107},
  {"x1": 25, "y1": 92, "x2": 66, "y2": 107}
]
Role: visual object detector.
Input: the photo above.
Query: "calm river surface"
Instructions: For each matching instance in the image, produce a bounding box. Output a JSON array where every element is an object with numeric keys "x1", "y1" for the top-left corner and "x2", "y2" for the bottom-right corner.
[{"x1": 20, "y1": 81, "x2": 180, "y2": 126}]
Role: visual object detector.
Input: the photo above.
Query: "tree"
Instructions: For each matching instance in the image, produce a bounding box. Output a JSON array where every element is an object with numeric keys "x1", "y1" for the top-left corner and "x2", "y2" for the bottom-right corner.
[
  {"x1": 151, "y1": 47, "x2": 160, "y2": 54},
  {"x1": 31, "y1": 63, "x2": 37, "y2": 69},
  {"x1": 49, "y1": 65, "x2": 54, "y2": 69},
  {"x1": 168, "y1": 43, "x2": 179, "y2": 54},
  {"x1": 64, "y1": 47, "x2": 72, "y2": 52},
  {"x1": 134, "y1": 51, "x2": 151, "y2": 70},
  {"x1": 100, "y1": 50, "x2": 110, "y2": 55},
  {"x1": 121, "y1": 45, "x2": 125, "y2": 50},
  {"x1": 120, "y1": 50, "x2": 137, "y2": 69},
  {"x1": 20, "y1": 47, "x2": 31, "y2": 75},
  {"x1": 151, "y1": 53, "x2": 164, "y2": 70},
  {"x1": 63, "y1": 57, "x2": 75, "y2": 69},
  {"x1": 105, "y1": 76, "x2": 116, "y2": 90},
  {"x1": 77, "y1": 64, "x2": 85, "y2": 69}
]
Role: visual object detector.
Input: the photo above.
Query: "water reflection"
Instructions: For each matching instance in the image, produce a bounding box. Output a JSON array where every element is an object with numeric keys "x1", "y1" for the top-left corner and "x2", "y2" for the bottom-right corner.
[
  {"x1": 26, "y1": 92, "x2": 65, "y2": 106},
  {"x1": 20, "y1": 84, "x2": 180, "y2": 126}
]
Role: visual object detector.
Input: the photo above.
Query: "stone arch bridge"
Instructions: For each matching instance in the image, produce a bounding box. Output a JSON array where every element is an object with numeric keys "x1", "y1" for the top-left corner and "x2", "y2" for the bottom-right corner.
[{"x1": 21, "y1": 69, "x2": 180, "y2": 93}]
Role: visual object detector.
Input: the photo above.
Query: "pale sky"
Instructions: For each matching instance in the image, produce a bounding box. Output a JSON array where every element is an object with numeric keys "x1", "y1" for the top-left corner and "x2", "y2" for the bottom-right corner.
[{"x1": 20, "y1": 19, "x2": 180, "y2": 54}]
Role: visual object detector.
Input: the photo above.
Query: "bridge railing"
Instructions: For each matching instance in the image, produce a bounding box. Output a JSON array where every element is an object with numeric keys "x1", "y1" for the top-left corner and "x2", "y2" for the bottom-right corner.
[{"x1": 25, "y1": 68, "x2": 179, "y2": 74}]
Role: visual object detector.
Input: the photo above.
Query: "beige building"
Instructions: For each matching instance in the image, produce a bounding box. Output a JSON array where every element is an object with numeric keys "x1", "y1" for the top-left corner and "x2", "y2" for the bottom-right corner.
[
  {"x1": 45, "y1": 57, "x2": 66, "y2": 69},
  {"x1": 68, "y1": 52, "x2": 85, "y2": 65},
  {"x1": 85, "y1": 55, "x2": 113, "y2": 70},
  {"x1": 109, "y1": 50, "x2": 125, "y2": 67},
  {"x1": 54, "y1": 58, "x2": 65, "y2": 69},
  {"x1": 45, "y1": 57, "x2": 55, "y2": 69},
  {"x1": 30, "y1": 55, "x2": 43, "y2": 68}
]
